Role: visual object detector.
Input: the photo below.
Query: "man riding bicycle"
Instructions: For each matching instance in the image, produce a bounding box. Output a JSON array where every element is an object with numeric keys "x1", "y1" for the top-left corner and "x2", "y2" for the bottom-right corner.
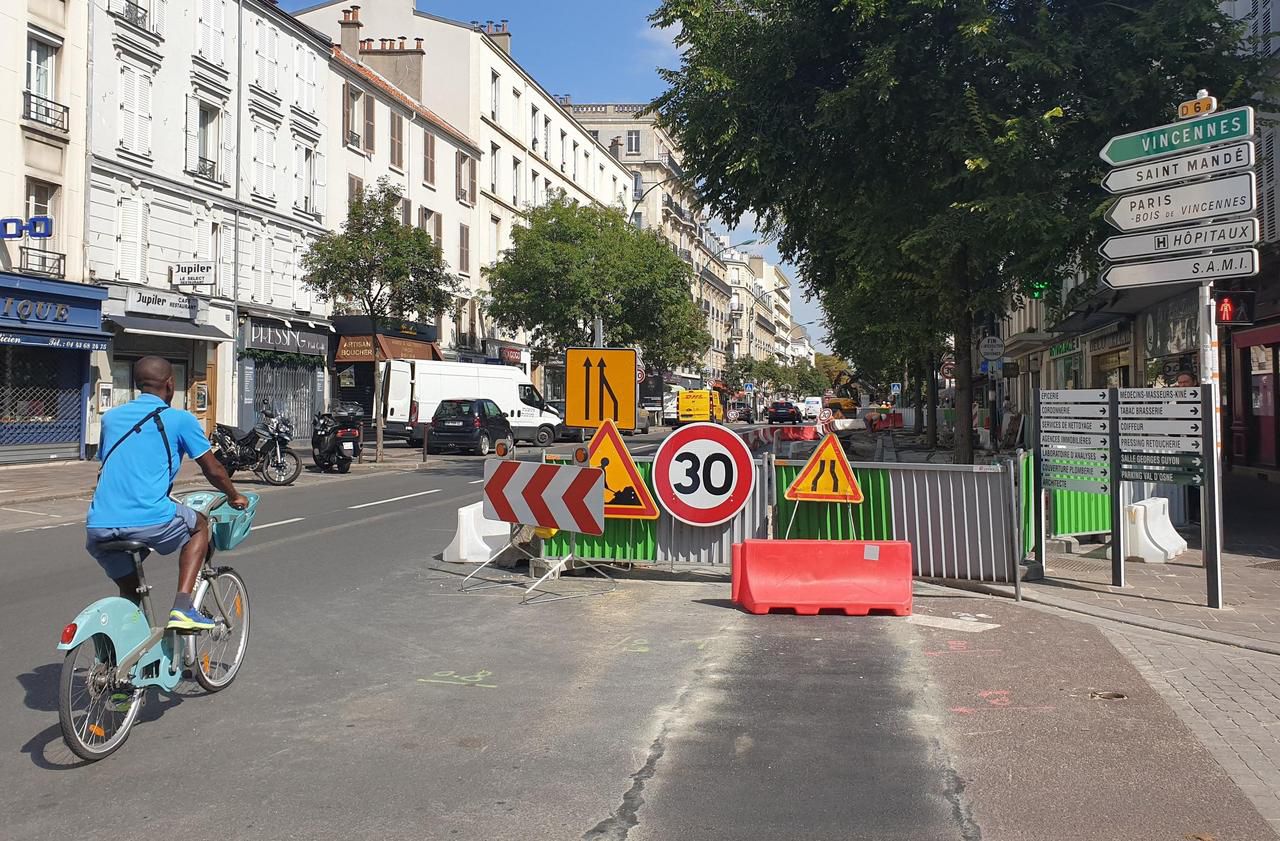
[{"x1": 86, "y1": 356, "x2": 248, "y2": 631}]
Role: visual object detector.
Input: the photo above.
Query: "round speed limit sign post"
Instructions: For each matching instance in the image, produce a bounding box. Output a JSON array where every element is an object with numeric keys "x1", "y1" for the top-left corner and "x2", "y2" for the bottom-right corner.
[{"x1": 652, "y1": 422, "x2": 756, "y2": 526}]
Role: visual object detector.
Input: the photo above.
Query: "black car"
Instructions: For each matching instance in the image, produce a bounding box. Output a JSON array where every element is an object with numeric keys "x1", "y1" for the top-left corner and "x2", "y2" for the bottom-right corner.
[
  {"x1": 766, "y1": 401, "x2": 802, "y2": 424},
  {"x1": 425, "y1": 398, "x2": 514, "y2": 456},
  {"x1": 728, "y1": 402, "x2": 754, "y2": 424}
]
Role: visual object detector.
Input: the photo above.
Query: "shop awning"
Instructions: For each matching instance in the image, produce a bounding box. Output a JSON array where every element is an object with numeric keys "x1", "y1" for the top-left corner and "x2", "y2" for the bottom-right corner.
[
  {"x1": 1052, "y1": 283, "x2": 1192, "y2": 336},
  {"x1": 107, "y1": 314, "x2": 233, "y2": 343},
  {"x1": 334, "y1": 335, "x2": 443, "y2": 362}
]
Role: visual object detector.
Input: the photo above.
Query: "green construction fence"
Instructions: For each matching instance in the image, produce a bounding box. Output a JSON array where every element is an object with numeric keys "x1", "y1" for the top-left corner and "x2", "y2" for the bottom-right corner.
[
  {"x1": 542, "y1": 457, "x2": 661, "y2": 562},
  {"x1": 772, "y1": 462, "x2": 895, "y2": 541}
]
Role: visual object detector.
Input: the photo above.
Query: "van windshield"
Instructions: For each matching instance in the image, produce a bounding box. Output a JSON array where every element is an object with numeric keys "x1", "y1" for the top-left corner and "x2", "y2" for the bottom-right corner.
[
  {"x1": 434, "y1": 400, "x2": 474, "y2": 418},
  {"x1": 519, "y1": 383, "x2": 546, "y2": 410}
]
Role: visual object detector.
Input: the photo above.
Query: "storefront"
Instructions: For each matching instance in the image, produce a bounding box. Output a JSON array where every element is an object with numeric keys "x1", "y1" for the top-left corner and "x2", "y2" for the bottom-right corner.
[
  {"x1": 101, "y1": 284, "x2": 234, "y2": 434},
  {"x1": 1138, "y1": 289, "x2": 1200, "y2": 387},
  {"x1": 1086, "y1": 322, "x2": 1133, "y2": 388},
  {"x1": 331, "y1": 316, "x2": 441, "y2": 419},
  {"x1": 1047, "y1": 337, "x2": 1082, "y2": 390},
  {"x1": 1229, "y1": 321, "x2": 1279, "y2": 469},
  {"x1": 238, "y1": 315, "x2": 330, "y2": 436},
  {"x1": 0, "y1": 273, "x2": 109, "y2": 464}
]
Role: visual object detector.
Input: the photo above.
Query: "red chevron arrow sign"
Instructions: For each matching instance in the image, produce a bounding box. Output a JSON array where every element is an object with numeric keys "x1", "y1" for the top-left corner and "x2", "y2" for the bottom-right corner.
[{"x1": 482, "y1": 460, "x2": 605, "y2": 535}]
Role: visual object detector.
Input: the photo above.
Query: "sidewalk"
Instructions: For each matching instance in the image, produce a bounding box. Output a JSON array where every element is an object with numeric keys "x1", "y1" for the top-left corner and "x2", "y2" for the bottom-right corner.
[
  {"x1": 0, "y1": 444, "x2": 429, "y2": 505},
  {"x1": 984, "y1": 474, "x2": 1280, "y2": 654}
]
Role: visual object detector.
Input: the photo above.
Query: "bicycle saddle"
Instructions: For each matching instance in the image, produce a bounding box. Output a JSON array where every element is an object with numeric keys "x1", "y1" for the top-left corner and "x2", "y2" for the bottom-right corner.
[{"x1": 95, "y1": 539, "x2": 152, "y2": 554}]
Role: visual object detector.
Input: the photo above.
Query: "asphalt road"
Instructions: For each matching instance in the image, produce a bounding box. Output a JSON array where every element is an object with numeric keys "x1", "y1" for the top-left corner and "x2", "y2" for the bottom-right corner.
[{"x1": 0, "y1": 429, "x2": 1273, "y2": 840}]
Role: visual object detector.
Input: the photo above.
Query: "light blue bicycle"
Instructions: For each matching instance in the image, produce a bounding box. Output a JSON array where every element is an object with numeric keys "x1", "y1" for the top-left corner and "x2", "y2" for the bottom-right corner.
[{"x1": 56, "y1": 491, "x2": 258, "y2": 761}]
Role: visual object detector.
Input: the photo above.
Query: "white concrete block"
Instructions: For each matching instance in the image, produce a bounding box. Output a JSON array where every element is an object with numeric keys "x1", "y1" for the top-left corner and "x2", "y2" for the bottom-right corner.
[
  {"x1": 442, "y1": 501, "x2": 510, "y2": 564},
  {"x1": 1123, "y1": 497, "x2": 1187, "y2": 563}
]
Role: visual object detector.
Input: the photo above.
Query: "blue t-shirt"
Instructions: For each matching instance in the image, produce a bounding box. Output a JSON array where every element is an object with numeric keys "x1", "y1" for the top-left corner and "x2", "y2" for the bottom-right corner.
[{"x1": 87, "y1": 394, "x2": 212, "y2": 529}]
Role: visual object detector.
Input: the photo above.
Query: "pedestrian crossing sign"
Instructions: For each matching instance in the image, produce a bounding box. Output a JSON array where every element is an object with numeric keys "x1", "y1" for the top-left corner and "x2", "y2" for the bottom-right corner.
[
  {"x1": 587, "y1": 419, "x2": 659, "y2": 519},
  {"x1": 784, "y1": 434, "x2": 863, "y2": 503}
]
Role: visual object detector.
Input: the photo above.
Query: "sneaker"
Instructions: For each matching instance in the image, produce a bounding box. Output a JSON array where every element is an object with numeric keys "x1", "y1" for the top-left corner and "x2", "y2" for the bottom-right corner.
[{"x1": 166, "y1": 606, "x2": 216, "y2": 632}]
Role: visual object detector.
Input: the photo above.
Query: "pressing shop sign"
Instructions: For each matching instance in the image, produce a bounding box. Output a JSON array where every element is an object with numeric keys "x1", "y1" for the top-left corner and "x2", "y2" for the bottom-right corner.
[{"x1": 247, "y1": 319, "x2": 328, "y2": 356}]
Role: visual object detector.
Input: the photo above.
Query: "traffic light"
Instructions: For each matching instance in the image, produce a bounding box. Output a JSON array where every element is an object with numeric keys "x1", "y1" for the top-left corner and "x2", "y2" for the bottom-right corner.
[
  {"x1": 1214, "y1": 290, "x2": 1257, "y2": 326},
  {"x1": 1024, "y1": 279, "x2": 1051, "y2": 299}
]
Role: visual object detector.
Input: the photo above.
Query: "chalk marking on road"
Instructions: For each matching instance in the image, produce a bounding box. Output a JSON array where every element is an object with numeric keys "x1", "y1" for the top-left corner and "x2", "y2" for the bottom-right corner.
[
  {"x1": 348, "y1": 489, "x2": 441, "y2": 509},
  {"x1": 251, "y1": 517, "x2": 305, "y2": 531},
  {"x1": 16, "y1": 521, "x2": 76, "y2": 533},
  {"x1": 418, "y1": 669, "x2": 496, "y2": 688},
  {"x1": 950, "y1": 706, "x2": 1055, "y2": 714},
  {"x1": 907, "y1": 614, "x2": 1001, "y2": 633},
  {"x1": 1, "y1": 506, "x2": 63, "y2": 518}
]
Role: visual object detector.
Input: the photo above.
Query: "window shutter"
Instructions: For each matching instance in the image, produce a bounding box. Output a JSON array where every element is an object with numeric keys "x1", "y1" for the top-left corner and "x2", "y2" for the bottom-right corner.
[
  {"x1": 293, "y1": 144, "x2": 305, "y2": 209},
  {"x1": 341, "y1": 82, "x2": 350, "y2": 142},
  {"x1": 152, "y1": 0, "x2": 166, "y2": 36},
  {"x1": 254, "y1": 19, "x2": 266, "y2": 82},
  {"x1": 312, "y1": 150, "x2": 326, "y2": 219},
  {"x1": 434, "y1": 211, "x2": 442, "y2": 244},
  {"x1": 252, "y1": 125, "x2": 263, "y2": 193},
  {"x1": 185, "y1": 96, "x2": 199, "y2": 173},
  {"x1": 198, "y1": 0, "x2": 213, "y2": 58},
  {"x1": 254, "y1": 235, "x2": 269, "y2": 301},
  {"x1": 216, "y1": 0, "x2": 227, "y2": 65},
  {"x1": 219, "y1": 216, "x2": 235, "y2": 298},
  {"x1": 118, "y1": 195, "x2": 139, "y2": 280},
  {"x1": 268, "y1": 28, "x2": 280, "y2": 93},
  {"x1": 266, "y1": 127, "x2": 277, "y2": 198},
  {"x1": 363, "y1": 94, "x2": 375, "y2": 153},
  {"x1": 138, "y1": 71, "x2": 153, "y2": 156},
  {"x1": 459, "y1": 224, "x2": 470, "y2": 274},
  {"x1": 308, "y1": 54, "x2": 318, "y2": 111},
  {"x1": 455, "y1": 151, "x2": 463, "y2": 198},
  {"x1": 195, "y1": 218, "x2": 211, "y2": 260},
  {"x1": 424, "y1": 130, "x2": 435, "y2": 184},
  {"x1": 139, "y1": 201, "x2": 151, "y2": 282},
  {"x1": 294, "y1": 44, "x2": 304, "y2": 106},
  {"x1": 220, "y1": 107, "x2": 234, "y2": 185},
  {"x1": 119, "y1": 66, "x2": 136, "y2": 152},
  {"x1": 294, "y1": 246, "x2": 312, "y2": 311},
  {"x1": 468, "y1": 157, "x2": 477, "y2": 203}
]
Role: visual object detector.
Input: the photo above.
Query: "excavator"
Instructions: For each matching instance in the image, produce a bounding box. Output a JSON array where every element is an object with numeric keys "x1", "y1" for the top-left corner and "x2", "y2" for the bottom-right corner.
[{"x1": 823, "y1": 370, "x2": 862, "y2": 418}]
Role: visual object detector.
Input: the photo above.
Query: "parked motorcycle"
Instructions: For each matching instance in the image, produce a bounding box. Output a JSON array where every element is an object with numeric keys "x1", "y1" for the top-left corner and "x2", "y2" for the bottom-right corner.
[
  {"x1": 312, "y1": 403, "x2": 364, "y2": 474},
  {"x1": 211, "y1": 400, "x2": 303, "y2": 486}
]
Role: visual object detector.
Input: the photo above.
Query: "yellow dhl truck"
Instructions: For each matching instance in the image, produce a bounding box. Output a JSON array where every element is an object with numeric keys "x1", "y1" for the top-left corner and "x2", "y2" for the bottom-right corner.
[{"x1": 676, "y1": 389, "x2": 725, "y2": 425}]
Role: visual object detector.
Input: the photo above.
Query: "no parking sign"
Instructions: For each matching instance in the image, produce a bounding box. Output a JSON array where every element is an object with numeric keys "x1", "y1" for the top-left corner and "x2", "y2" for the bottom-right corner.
[{"x1": 652, "y1": 423, "x2": 756, "y2": 527}]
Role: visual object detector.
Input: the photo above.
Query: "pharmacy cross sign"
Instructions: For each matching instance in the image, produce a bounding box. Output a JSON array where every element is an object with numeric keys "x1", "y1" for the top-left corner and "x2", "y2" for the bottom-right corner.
[{"x1": 1098, "y1": 107, "x2": 1254, "y2": 166}]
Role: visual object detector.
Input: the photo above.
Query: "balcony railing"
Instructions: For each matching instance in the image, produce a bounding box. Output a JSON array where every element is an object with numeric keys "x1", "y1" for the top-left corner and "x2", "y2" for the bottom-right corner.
[
  {"x1": 119, "y1": 0, "x2": 148, "y2": 29},
  {"x1": 678, "y1": 248, "x2": 693, "y2": 263},
  {"x1": 347, "y1": 129, "x2": 361, "y2": 147},
  {"x1": 197, "y1": 155, "x2": 217, "y2": 181},
  {"x1": 660, "y1": 152, "x2": 684, "y2": 178},
  {"x1": 730, "y1": 301, "x2": 745, "y2": 312},
  {"x1": 20, "y1": 245, "x2": 66, "y2": 279},
  {"x1": 23, "y1": 92, "x2": 70, "y2": 133}
]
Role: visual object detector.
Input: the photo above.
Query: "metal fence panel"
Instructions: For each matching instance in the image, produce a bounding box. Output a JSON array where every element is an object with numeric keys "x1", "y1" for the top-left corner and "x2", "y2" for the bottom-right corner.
[{"x1": 253, "y1": 363, "x2": 317, "y2": 436}]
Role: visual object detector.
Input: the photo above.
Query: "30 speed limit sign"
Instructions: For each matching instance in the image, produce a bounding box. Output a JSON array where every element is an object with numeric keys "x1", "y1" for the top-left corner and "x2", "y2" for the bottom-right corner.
[{"x1": 652, "y1": 423, "x2": 756, "y2": 527}]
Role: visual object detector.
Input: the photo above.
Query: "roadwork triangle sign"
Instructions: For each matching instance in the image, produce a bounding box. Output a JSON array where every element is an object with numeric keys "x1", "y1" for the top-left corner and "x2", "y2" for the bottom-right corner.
[
  {"x1": 785, "y1": 433, "x2": 863, "y2": 503},
  {"x1": 588, "y1": 419, "x2": 659, "y2": 519}
]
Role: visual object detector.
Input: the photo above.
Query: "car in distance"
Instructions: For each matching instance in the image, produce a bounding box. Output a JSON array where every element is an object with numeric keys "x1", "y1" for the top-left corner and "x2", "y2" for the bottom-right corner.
[
  {"x1": 425, "y1": 398, "x2": 514, "y2": 456},
  {"x1": 766, "y1": 401, "x2": 802, "y2": 424}
]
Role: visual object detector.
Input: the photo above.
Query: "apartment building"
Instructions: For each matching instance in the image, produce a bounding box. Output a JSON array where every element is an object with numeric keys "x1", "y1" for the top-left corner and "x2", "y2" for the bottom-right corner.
[
  {"x1": 572, "y1": 102, "x2": 729, "y2": 386},
  {"x1": 85, "y1": 0, "x2": 336, "y2": 437},
  {"x1": 0, "y1": 0, "x2": 104, "y2": 463},
  {"x1": 300, "y1": 3, "x2": 634, "y2": 394},
  {"x1": 750, "y1": 255, "x2": 795, "y2": 359},
  {"x1": 723, "y1": 248, "x2": 778, "y2": 363}
]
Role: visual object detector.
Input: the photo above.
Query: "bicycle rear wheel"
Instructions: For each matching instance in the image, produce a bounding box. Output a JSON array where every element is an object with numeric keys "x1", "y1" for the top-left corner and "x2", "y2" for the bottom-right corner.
[
  {"x1": 193, "y1": 569, "x2": 250, "y2": 692},
  {"x1": 58, "y1": 635, "x2": 142, "y2": 761}
]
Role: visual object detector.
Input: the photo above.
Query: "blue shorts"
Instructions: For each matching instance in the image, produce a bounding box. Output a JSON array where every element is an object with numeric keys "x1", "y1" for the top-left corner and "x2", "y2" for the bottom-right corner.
[{"x1": 86, "y1": 504, "x2": 200, "y2": 580}]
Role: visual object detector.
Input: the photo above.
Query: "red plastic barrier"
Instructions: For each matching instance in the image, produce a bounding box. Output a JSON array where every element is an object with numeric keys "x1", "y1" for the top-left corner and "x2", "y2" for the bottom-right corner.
[{"x1": 730, "y1": 539, "x2": 913, "y2": 616}]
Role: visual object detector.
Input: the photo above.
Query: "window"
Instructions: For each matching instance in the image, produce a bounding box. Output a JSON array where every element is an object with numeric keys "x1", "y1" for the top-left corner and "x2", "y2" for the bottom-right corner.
[
  {"x1": 363, "y1": 92, "x2": 375, "y2": 154},
  {"x1": 626, "y1": 129, "x2": 641, "y2": 154},
  {"x1": 489, "y1": 215, "x2": 500, "y2": 266},
  {"x1": 490, "y1": 71, "x2": 500, "y2": 121},
  {"x1": 294, "y1": 144, "x2": 322, "y2": 215},
  {"x1": 199, "y1": 0, "x2": 228, "y2": 64},
  {"x1": 419, "y1": 206, "x2": 442, "y2": 243},
  {"x1": 560, "y1": 131, "x2": 567, "y2": 171},
  {"x1": 512, "y1": 89, "x2": 521, "y2": 128},
  {"x1": 459, "y1": 223, "x2": 470, "y2": 274},
  {"x1": 26, "y1": 37, "x2": 55, "y2": 99},
  {"x1": 512, "y1": 157, "x2": 521, "y2": 205},
  {"x1": 530, "y1": 105, "x2": 539, "y2": 150},
  {"x1": 589, "y1": 129, "x2": 599, "y2": 141},
  {"x1": 348, "y1": 174, "x2": 363, "y2": 205},
  {"x1": 543, "y1": 116, "x2": 550, "y2": 158},
  {"x1": 118, "y1": 64, "x2": 153, "y2": 156},
  {"x1": 195, "y1": 102, "x2": 218, "y2": 179},
  {"x1": 400, "y1": 197, "x2": 411, "y2": 226},
  {"x1": 632, "y1": 172, "x2": 644, "y2": 200},
  {"x1": 390, "y1": 111, "x2": 404, "y2": 170},
  {"x1": 572, "y1": 140, "x2": 579, "y2": 180},
  {"x1": 631, "y1": 211, "x2": 643, "y2": 227},
  {"x1": 456, "y1": 151, "x2": 476, "y2": 204},
  {"x1": 423, "y1": 129, "x2": 436, "y2": 185},
  {"x1": 25, "y1": 178, "x2": 57, "y2": 241},
  {"x1": 531, "y1": 170, "x2": 539, "y2": 204},
  {"x1": 254, "y1": 18, "x2": 279, "y2": 93},
  {"x1": 342, "y1": 84, "x2": 362, "y2": 148},
  {"x1": 490, "y1": 143, "x2": 500, "y2": 193}
]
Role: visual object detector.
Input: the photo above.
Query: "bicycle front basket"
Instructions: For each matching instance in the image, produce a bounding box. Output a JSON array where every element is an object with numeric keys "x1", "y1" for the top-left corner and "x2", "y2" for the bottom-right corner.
[{"x1": 205, "y1": 493, "x2": 259, "y2": 550}]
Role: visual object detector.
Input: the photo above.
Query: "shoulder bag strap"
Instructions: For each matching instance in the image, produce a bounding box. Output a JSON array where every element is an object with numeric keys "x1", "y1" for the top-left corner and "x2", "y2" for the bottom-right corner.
[{"x1": 97, "y1": 407, "x2": 177, "y2": 494}]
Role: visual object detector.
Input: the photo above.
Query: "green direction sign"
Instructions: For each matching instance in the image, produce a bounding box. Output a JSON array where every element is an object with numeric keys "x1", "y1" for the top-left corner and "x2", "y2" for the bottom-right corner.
[
  {"x1": 1121, "y1": 451, "x2": 1204, "y2": 472},
  {"x1": 1099, "y1": 107, "x2": 1254, "y2": 166},
  {"x1": 1120, "y1": 467, "x2": 1203, "y2": 486}
]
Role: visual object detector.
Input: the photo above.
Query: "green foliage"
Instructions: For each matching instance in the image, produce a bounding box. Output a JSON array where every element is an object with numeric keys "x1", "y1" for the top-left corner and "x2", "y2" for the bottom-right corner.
[
  {"x1": 237, "y1": 349, "x2": 326, "y2": 370},
  {"x1": 813, "y1": 352, "x2": 850, "y2": 387},
  {"x1": 483, "y1": 193, "x2": 710, "y2": 371},
  {"x1": 302, "y1": 178, "x2": 458, "y2": 324},
  {"x1": 723, "y1": 355, "x2": 826, "y2": 396}
]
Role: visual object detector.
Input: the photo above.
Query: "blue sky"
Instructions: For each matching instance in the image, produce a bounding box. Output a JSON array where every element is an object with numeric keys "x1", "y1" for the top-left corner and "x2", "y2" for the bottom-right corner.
[{"x1": 280, "y1": 0, "x2": 827, "y2": 350}]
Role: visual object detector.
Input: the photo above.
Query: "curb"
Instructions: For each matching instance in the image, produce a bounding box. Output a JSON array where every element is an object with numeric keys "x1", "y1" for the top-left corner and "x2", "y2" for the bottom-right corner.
[{"x1": 930, "y1": 578, "x2": 1280, "y2": 657}]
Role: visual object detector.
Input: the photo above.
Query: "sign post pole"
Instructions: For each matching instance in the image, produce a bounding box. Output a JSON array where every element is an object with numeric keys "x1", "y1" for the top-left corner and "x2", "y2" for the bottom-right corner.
[
  {"x1": 1201, "y1": 302, "x2": 1224, "y2": 609},
  {"x1": 1030, "y1": 389, "x2": 1045, "y2": 581},
  {"x1": 1109, "y1": 387, "x2": 1125, "y2": 588}
]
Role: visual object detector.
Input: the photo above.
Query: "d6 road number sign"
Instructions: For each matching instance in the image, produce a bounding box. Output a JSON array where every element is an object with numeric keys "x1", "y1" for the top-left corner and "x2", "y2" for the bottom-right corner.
[{"x1": 652, "y1": 423, "x2": 756, "y2": 527}]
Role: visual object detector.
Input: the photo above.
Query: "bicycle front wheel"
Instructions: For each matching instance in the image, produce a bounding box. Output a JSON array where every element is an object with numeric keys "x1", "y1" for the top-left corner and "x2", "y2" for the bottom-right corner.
[
  {"x1": 58, "y1": 635, "x2": 142, "y2": 761},
  {"x1": 194, "y1": 569, "x2": 251, "y2": 692}
]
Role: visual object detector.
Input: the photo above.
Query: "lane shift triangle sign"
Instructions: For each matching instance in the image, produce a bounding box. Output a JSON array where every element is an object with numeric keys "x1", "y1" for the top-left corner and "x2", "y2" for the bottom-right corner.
[
  {"x1": 785, "y1": 433, "x2": 864, "y2": 503},
  {"x1": 587, "y1": 419, "x2": 660, "y2": 520}
]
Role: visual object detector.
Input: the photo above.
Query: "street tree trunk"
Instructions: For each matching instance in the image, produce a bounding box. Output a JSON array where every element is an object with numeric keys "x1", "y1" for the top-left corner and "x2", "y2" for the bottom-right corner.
[
  {"x1": 372, "y1": 343, "x2": 385, "y2": 461},
  {"x1": 953, "y1": 309, "x2": 975, "y2": 464},
  {"x1": 926, "y1": 355, "x2": 939, "y2": 450},
  {"x1": 911, "y1": 359, "x2": 925, "y2": 436}
]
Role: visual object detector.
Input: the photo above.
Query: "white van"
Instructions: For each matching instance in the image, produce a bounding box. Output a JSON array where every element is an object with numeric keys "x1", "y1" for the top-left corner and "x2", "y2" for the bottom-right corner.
[
  {"x1": 382, "y1": 360, "x2": 562, "y2": 447},
  {"x1": 801, "y1": 396, "x2": 823, "y2": 418}
]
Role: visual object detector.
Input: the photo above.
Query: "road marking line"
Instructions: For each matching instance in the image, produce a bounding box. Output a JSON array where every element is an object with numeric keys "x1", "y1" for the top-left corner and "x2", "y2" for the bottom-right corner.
[
  {"x1": 348, "y1": 489, "x2": 441, "y2": 509},
  {"x1": 251, "y1": 517, "x2": 305, "y2": 531},
  {"x1": 469, "y1": 479, "x2": 484, "y2": 484},
  {"x1": 17, "y1": 521, "x2": 76, "y2": 533},
  {"x1": 1, "y1": 506, "x2": 62, "y2": 517},
  {"x1": 907, "y1": 615, "x2": 1001, "y2": 633}
]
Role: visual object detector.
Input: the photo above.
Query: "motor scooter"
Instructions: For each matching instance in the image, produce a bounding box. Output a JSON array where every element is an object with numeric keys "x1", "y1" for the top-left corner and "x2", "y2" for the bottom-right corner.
[{"x1": 312, "y1": 402, "x2": 363, "y2": 473}]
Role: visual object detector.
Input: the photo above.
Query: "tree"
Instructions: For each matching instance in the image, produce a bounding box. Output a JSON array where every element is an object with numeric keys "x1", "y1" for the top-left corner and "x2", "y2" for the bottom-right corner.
[
  {"x1": 813, "y1": 352, "x2": 850, "y2": 388},
  {"x1": 484, "y1": 193, "x2": 710, "y2": 372},
  {"x1": 652, "y1": 0, "x2": 1273, "y2": 461},
  {"x1": 302, "y1": 178, "x2": 458, "y2": 460},
  {"x1": 786, "y1": 360, "x2": 828, "y2": 397}
]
